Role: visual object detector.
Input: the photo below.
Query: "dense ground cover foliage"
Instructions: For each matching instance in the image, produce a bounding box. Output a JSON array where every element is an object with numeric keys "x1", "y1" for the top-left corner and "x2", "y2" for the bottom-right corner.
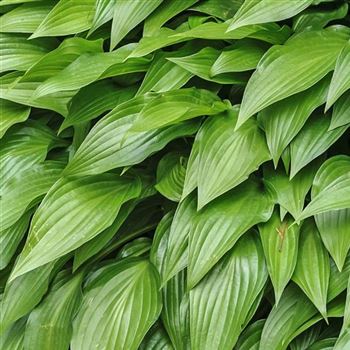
[{"x1": 0, "y1": 0, "x2": 350, "y2": 349}]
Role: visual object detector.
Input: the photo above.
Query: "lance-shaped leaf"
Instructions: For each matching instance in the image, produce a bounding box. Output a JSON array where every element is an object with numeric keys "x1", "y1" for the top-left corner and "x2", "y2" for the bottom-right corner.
[
  {"x1": 316, "y1": 209, "x2": 350, "y2": 272},
  {"x1": 188, "y1": 178, "x2": 274, "y2": 288},
  {"x1": 162, "y1": 193, "x2": 197, "y2": 283},
  {"x1": 326, "y1": 41, "x2": 350, "y2": 110},
  {"x1": 0, "y1": 33, "x2": 57, "y2": 73},
  {"x1": 117, "y1": 237, "x2": 152, "y2": 259},
  {"x1": 139, "y1": 323, "x2": 174, "y2": 350},
  {"x1": 289, "y1": 113, "x2": 348, "y2": 178},
  {"x1": 210, "y1": 40, "x2": 267, "y2": 76},
  {"x1": 65, "y1": 96, "x2": 200, "y2": 176},
  {"x1": 0, "y1": 1, "x2": 55, "y2": 33},
  {"x1": 190, "y1": 231, "x2": 268, "y2": 349},
  {"x1": 0, "y1": 318, "x2": 26, "y2": 350},
  {"x1": 88, "y1": 0, "x2": 114, "y2": 35},
  {"x1": 131, "y1": 88, "x2": 227, "y2": 132},
  {"x1": 71, "y1": 259, "x2": 162, "y2": 350},
  {"x1": 33, "y1": 45, "x2": 150, "y2": 98},
  {"x1": 237, "y1": 29, "x2": 350, "y2": 128},
  {"x1": 31, "y1": 0, "x2": 95, "y2": 38},
  {"x1": 227, "y1": 0, "x2": 313, "y2": 31},
  {"x1": 258, "y1": 77, "x2": 329, "y2": 166},
  {"x1": 11, "y1": 174, "x2": 141, "y2": 279},
  {"x1": 191, "y1": 0, "x2": 243, "y2": 20},
  {"x1": 292, "y1": 219, "x2": 330, "y2": 319},
  {"x1": 0, "y1": 210, "x2": 32, "y2": 270},
  {"x1": 0, "y1": 160, "x2": 65, "y2": 231},
  {"x1": 0, "y1": 100, "x2": 31, "y2": 138},
  {"x1": 329, "y1": 90, "x2": 350, "y2": 130},
  {"x1": 258, "y1": 210, "x2": 300, "y2": 304},
  {"x1": 168, "y1": 47, "x2": 248, "y2": 84},
  {"x1": 195, "y1": 108, "x2": 270, "y2": 208},
  {"x1": 263, "y1": 160, "x2": 320, "y2": 220},
  {"x1": 155, "y1": 152, "x2": 187, "y2": 202},
  {"x1": 235, "y1": 319, "x2": 265, "y2": 350},
  {"x1": 24, "y1": 272, "x2": 83, "y2": 350},
  {"x1": 144, "y1": 0, "x2": 198, "y2": 36},
  {"x1": 110, "y1": 0, "x2": 163, "y2": 50},
  {"x1": 298, "y1": 155, "x2": 350, "y2": 220},
  {"x1": 61, "y1": 81, "x2": 136, "y2": 131}
]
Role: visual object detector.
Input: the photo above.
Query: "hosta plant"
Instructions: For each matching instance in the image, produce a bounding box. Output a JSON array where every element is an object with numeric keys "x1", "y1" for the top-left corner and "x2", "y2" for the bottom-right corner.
[{"x1": 1, "y1": 0, "x2": 350, "y2": 349}]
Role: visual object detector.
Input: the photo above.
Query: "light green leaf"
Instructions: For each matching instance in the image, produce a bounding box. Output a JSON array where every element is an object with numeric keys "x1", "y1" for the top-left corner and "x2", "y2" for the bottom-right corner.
[
  {"x1": 117, "y1": 237, "x2": 152, "y2": 259},
  {"x1": 61, "y1": 80, "x2": 136, "y2": 131},
  {"x1": 11, "y1": 174, "x2": 141, "y2": 279},
  {"x1": 0, "y1": 318, "x2": 26, "y2": 350},
  {"x1": 227, "y1": 0, "x2": 313, "y2": 31},
  {"x1": 326, "y1": 41, "x2": 350, "y2": 110},
  {"x1": 168, "y1": 47, "x2": 248, "y2": 84},
  {"x1": 88, "y1": 0, "x2": 114, "y2": 35},
  {"x1": 329, "y1": 91, "x2": 350, "y2": 130},
  {"x1": 144, "y1": 0, "x2": 198, "y2": 36},
  {"x1": 110, "y1": 0, "x2": 164, "y2": 50},
  {"x1": 71, "y1": 259, "x2": 162, "y2": 350},
  {"x1": 65, "y1": 95, "x2": 199, "y2": 176},
  {"x1": 237, "y1": 29, "x2": 349, "y2": 128},
  {"x1": 234, "y1": 319, "x2": 265, "y2": 350},
  {"x1": 0, "y1": 210, "x2": 32, "y2": 270},
  {"x1": 316, "y1": 209, "x2": 350, "y2": 272},
  {"x1": 155, "y1": 152, "x2": 187, "y2": 202},
  {"x1": 191, "y1": 0, "x2": 242, "y2": 20},
  {"x1": 0, "y1": 33, "x2": 57, "y2": 73},
  {"x1": 258, "y1": 77, "x2": 329, "y2": 166},
  {"x1": 298, "y1": 155, "x2": 350, "y2": 220},
  {"x1": 258, "y1": 210, "x2": 300, "y2": 304},
  {"x1": 289, "y1": 114, "x2": 348, "y2": 178},
  {"x1": 31, "y1": 0, "x2": 95, "y2": 38},
  {"x1": 0, "y1": 1, "x2": 55, "y2": 33},
  {"x1": 263, "y1": 160, "x2": 320, "y2": 220},
  {"x1": 188, "y1": 178, "x2": 274, "y2": 288},
  {"x1": 308, "y1": 338, "x2": 337, "y2": 350},
  {"x1": 190, "y1": 231, "x2": 268, "y2": 349},
  {"x1": 131, "y1": 88, "x2": 227, "y2": 132},
  {"x1": 195, "y1": 108, "x2": 270, "y2": 208},
  {"x1": 210, "y1": 40, "x2": 267, "y2": 75},
  {"x1": 292, "y1": 219, "x2": 330, "y2": 319},
  {"x1": 24, "y1": 272, "x2": 83, "y2": 350},
  {"x1": 0, "y1": 99, "x2": 31, "y2": 138},
  {"x1": 0, "y1": 160, "x2": 65, "y2": 231}
]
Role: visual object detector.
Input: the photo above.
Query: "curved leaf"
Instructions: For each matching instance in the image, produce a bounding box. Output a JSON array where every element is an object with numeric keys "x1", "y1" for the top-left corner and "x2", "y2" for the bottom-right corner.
[
  {"x1": 88, "y1": 0, "x2": 114, "y2": 35},
  {"x1": 189, "y1": 231, "x2": 268, "y2": 350},
  {"x1": 234, "y1": 319, "x2": 265, "y2": 350},
  {"x1": 0, "y1": 318, "x2": 26, "y2": 350},
  {"x1": 71, "y1": 259, "x2": 162, "y2": 350},
  {"x1": 329, "y1": 90, "x2": 350, "y2": 130},
  {"x1": 139, "y1": 323, "x2": 174, "y2": 350}
]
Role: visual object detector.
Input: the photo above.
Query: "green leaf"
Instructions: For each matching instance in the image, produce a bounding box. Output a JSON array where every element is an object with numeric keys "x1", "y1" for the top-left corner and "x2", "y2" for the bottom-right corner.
[
  {"x1": 162, "y1": 193, "x2": 197, "y2": 283},
  {"x1": 0, "y1": 1, "x2": 55, "y2": 33},
  {"x1": 263, "y1": 160, "x2": 320, "y2": 220},
  {"x1": 0, "y1": 100, "x2": 31, "y2": 138},
  {"x1": 0, "y1": 33, "x2": 57, "y2": 73},
  {"x1": 227, "y1": 0, "x2": 313, "y2": 31},
  {"x1": 190, "y1": 231, "x2": 268, "y2": 349},
  {"x1": 308, "y1": 338, "x2": 337, "y2": 350},
  {"x1": 191, "y1": 0, "x2": 242, "y2": 20},
  {"x1": 61, "y1": 80, "x2": 137, "y2": 131},
  {"x1": 65, "y1": 95, "x2": 199, "y2": 176},
  {"x1": 155, "y1": 152, "x2": 187, "y2": 202},
  {"x1": 316, "y1": 209, "x2": 350, "y2": 272},
  {"x1": 139, "y1": 323, "x2": 174, "y2": 350},
  {"x1": 195, "y1": 108, "x2": 270, "y2": 208},
  {"x1": 329, "y1": 92, "x2": 350, "y2": 130},
  {"x1": 292, "y1": 219, "x2": 330, "y2": 319},
  {"x1": 0, "y1": 210, "x2": 32, "y2": 270},
  {"x1": 71, "y1": 259, "x2": 162, "y2": 350},
  {"x1": 258, "y1": 77, "x2": 329, "y2": 166},
  {"x1": 31, "y1": 0, "x2": 95, "y2": 38},
  {"x1": 144, "y1": 0, "x2": 198, "y2": 36},
  {"x1": 188, "y1": 178, "x2": 274, "y2": 288},
  {"x1": 258, "y1": 210, "x2": 300, "y2": 304},
  {"x1": 130, "y1": 88, "x2": 227, "y2": 132},
  {"x1": 0, "y1": 318, "x2": 26, "y2": 350},
  {"x1": 210, "y1": 40, "x2": 267, "y2": 75},
  {"x1": 289, "y1": 114, "x2": 348, "y2": 178},
  {"x1": 234, "y1": 319, "x2": 265, "y2": 350},
  {"x1": 11, "y1": 174, "x2": 141, "y2": 279},
  {"x1": 24, "y1": 272, "x2": 83, "y2": 350},
  {"x1": 110, "y1": 0, "x2": 164, "y2": 50},
  {"x1": 88, "y1": 0, "x2": 114, "y2": 35},
  {"x1": 237, "y1": 29, "x2": 349, "y2": 128},
  {"x1": 0, "y1": 160, "x2": 65, "y2": 231},
  {"x1": 117, "y1": 237, "x2": 152, "y2": 259},
  {"x1": 298, "y1": 155, "x2": 350, "y2": 220},
  {"x1": 326, "y1": 41, "x2": 350, "y2": 110}
]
